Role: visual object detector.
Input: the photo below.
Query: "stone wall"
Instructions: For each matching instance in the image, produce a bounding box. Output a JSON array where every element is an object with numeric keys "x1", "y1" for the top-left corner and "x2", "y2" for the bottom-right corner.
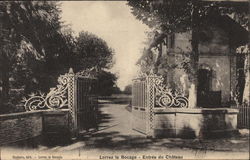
[
  {"x1": 199, "y1": 25, "x2": 230, "y2": 55},
  {"x1": 0, "y1": 110, "x2": 70, "y2": 145},
  {"x1": 42, "y1": 110, "x2": 71, "y2": 145},
  {"x1": 153, "y1": 108, "x2": 238, "y2": 138},
  {"x1": 0, "y1": 111, "x2": 43, "y2": 145}
]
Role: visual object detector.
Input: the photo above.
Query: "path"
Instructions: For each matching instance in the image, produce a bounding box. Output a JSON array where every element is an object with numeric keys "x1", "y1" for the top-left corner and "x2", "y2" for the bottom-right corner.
[{"x1": 94, "y1": 101, "x2": 139, "y2": 136}]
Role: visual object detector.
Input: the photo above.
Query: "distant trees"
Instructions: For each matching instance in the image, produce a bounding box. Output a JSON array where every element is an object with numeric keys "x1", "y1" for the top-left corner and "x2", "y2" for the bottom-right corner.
[
  {"x1": 123, "y1": 84, "x2": 132, "y2": 95},
  {"x1": 96, "y1": 71, "x2": 120, "y2": 96}
]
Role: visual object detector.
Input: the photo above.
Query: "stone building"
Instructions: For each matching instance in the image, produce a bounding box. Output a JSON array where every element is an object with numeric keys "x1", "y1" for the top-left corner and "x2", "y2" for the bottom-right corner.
[{"x1": 141, "y1": 14, "x2": 248, "y2": 108}]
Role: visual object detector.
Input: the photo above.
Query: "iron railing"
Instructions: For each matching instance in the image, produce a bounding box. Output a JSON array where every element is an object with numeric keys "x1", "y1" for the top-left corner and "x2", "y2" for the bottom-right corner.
[
  {"x1": 237, "y1": 104, "x2": 250, "y2": 129},
  {"x1": 132, "y1": 78, "x2": 147, "y2": 110}
]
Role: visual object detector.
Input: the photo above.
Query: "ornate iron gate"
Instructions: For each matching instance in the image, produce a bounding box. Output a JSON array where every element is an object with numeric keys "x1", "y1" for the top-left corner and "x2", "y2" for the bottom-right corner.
[
  {"x1": 75, "y1": 76, "x2": 98, "y2": 133},
  {"x1": 132, "y1": 77, "x2": 147, "y2": 134},
  {"x1": 23, "y1": 68, "x2": 98, "y2": 137}
]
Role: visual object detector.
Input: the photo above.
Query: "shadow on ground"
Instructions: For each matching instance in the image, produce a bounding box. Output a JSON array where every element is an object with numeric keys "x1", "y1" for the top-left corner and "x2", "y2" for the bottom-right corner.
[
  {"x1": 66, "y1": 102, "x2": 249, "y2": 152},
  {"x1": 75, "y1": 131, "x2": 249, "y2": 152}
]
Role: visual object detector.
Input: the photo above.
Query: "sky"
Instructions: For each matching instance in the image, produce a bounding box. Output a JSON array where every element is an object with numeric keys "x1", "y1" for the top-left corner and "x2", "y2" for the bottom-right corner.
[{"x1": 61, "y1": 1, "x2": 150, "y2": 90}]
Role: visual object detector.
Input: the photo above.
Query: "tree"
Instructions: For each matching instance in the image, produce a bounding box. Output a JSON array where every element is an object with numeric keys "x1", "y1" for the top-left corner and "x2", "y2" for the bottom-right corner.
[
  {"x1": 242, "y1": 52, "x2": 250, "y2": 105},
  {"x1": 21, "y1": 25, "x2": 76, "y2": 94},
  {"x1": 74, "y1": 31, "x2": 117, "y2": 96},
  {"x1": 96, "y1": 71, "x2": 118, "y2": 96},
  {"x1": 112, "y1": 86, "x2": 122, "y2": 95},
  {"x1": 75, "y1": 31, "x2": 114, "y2": 71},
  {"x1": 232, "y1": 12, "x2": 249, "y2": 105},
  {"x1": 236, "y1": 45, "x2": 250, "y2": 105},
  {"x1": 128, "y1": 0, "x2": 248, "y2": 107},
  {"x1": 0, "y1": 1, "x2": 74, "y2": 106}
]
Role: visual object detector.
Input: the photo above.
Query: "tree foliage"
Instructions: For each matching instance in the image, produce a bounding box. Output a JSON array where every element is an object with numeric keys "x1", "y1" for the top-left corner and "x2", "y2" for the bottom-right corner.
[
  {"x1": 0, "y1": 1, "x2": 62, "y2": 56},
  {"x1": 128, "y1": 0, "x2": 248, "y2": 33},
  {"x1": 0, "y1": 1, "x2": 68, "y2": 106},
  {"x1": 75, "y1": 31, "x2": 114, "y2": 71},
  {"x1": 96, "y1": 71, "x2": 118, "y2": 96}
]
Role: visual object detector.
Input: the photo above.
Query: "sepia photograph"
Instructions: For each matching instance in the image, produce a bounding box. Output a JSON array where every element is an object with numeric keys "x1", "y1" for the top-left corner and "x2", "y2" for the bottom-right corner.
[{"x1": 0, "y1": 0, "x2": 249, "y2": 159}]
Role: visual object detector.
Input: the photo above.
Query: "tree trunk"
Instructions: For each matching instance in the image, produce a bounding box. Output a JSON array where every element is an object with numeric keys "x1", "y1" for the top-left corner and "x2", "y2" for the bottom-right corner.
[
  {"x1": 154, "y1": 43, "x2": 163, "y2": 74},
  {"x1": 242, "y1": 53, "x2": 250, "y2": 105},
  {"x1": 188, "y1": 39, "x2": 199, "y2": 108},
  {"x1": 1, "y1": 62, "x2": 10, "y2": 104},
  {"x1": 188, "y1": 1, "x2": 199, "y2": 108}
]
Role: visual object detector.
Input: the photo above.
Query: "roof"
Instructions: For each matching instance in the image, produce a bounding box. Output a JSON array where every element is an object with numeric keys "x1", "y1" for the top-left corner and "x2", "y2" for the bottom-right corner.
[{"x1": 204, "y1": 14, "x2": 248, "y2": 47}]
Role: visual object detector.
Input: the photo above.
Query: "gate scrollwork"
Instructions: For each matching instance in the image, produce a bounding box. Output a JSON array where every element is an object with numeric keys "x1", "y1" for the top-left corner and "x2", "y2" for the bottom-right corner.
[
  {"x1": 22, "y1": 72, "x2": 72, "y2": 111},
  {"x1": 152, "y1": 74, "x2": 188, "y2": 108}
]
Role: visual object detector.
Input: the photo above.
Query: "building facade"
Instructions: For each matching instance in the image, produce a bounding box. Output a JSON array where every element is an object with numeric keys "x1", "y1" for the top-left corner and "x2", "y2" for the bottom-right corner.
[{"x1": 143, "y1": 14, "x2": 248, "y2": 108}]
